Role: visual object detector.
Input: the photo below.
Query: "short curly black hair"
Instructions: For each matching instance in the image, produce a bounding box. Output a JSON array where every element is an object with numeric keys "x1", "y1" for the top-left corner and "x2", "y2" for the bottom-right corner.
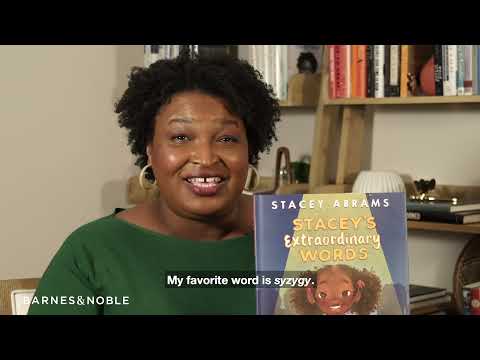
[{"x1": 115, "y1": 49, "x2": 281, "y2": 168}]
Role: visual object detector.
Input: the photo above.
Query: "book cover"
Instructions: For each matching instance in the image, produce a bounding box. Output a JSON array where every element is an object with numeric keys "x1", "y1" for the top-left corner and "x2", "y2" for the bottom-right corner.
[
  {"x1": 254, "y1": 193, "x2": 409, "y2": 315},
  {"x1": 407, "y1": 210, "x2": 480, "y2": 224},
  {"x1": 406, "y1": 199, "x2": 480, "y2": 213}
]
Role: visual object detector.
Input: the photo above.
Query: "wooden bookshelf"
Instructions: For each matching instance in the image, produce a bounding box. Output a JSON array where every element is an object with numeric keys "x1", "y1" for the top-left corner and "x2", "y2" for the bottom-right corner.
[
  {"x1": 325, "y1": 95, "x2": 480, "y2": 106},
  {"x1": 279, "y1": 100, "x2": 317, "y2": 108},
  {"x1": 408, "y1": 221, "x2": 480, "y2": 235}
]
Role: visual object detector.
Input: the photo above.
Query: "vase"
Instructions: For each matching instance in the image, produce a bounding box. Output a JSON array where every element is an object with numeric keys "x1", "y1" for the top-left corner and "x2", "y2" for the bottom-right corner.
[{"x1": 352, "y1": 171, "x2": 406, "y2": 193}]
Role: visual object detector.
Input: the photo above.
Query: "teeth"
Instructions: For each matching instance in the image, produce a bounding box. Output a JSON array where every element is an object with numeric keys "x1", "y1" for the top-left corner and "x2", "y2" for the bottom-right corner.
[
  {"x1": 206, "y1": 177, "x2": 222, "y2": 183},
  {"x1": 189, "y1": 177, "x2": 205, "y2": 183},
  {"x1": 187, "y1": 177, "x2": 222, "y2": 183}
]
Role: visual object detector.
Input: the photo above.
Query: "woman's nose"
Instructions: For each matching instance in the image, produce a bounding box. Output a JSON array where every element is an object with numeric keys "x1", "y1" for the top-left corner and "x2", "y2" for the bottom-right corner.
[{"x1": 191, "y1": 142, "x2": 219, "y2": 166}]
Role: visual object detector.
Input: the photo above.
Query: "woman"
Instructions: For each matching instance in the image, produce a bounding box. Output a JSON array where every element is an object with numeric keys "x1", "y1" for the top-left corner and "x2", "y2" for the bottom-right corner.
[{"x1": 28, "y1": 49, "x2": 280, "y2": 315}]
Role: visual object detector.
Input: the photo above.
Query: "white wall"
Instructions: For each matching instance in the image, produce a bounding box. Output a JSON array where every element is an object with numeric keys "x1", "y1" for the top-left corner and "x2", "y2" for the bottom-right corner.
[
  {"x1": 0, "y1": 45, "x2": 142, "y2": 279},
  {"x1": 372, "y1": 106, "x2": 480, "y2": 291}
]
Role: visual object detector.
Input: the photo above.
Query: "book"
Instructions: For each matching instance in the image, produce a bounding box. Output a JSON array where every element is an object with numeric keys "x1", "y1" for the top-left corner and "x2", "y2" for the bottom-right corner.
[
  {"x1": 433, "y1": 45, "x2": 444, "y2": 96},
  {"x1": 410, "y1": 294, "x2": 451, "y2": 310},
  {"x1": 357, "y1": 45, "x2": 367, "y2": 97},
  {"x1": 367, "y1": 45, "x2": 375, "y2": 97},
  {"x1": 464, "y1": 45, "x2": 473, "y2": 95},
  {"x1": 473, "y1": 45, "x2": 478, "y2": 95},
  {"x1": 328, "y1": 45, "x2": 336, "y2": 99},
  {"x1": 351, "y1": 45, "x2": 358, "y2": 97},
  {"x1": 374, "y1": 45, "x2": 385, "y2": 98},
  {"x1": 400, "y1": 45, "x2": 410, "y2": 97},
  {"x1": 254, "y1": 193, "x2": 409, "y2": 315},
  {"x1": 457, "y1": 45, "x2": 465, "y2": 96},
  {"x1": 389, "y1": 45, "x2": 400, "y2": 97},
  {"x1": 406, "y1": 210, "x2": 480, "y2": 224},
  {"x1": 410, "y1": 284, "x2": 447, "y2": 303},
  {"x1": 406, "y1": 199, "x2": 480, "y2": 213},
  {"x1": 384, "y1": 45, "x2": 391, "y2": 97}
]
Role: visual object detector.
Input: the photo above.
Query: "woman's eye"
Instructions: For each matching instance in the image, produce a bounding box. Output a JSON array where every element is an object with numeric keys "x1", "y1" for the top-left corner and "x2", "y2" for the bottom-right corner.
[
  {"x1": 342, "y1": 290, "x2": 352, "y2": 297},
  {"x1": 219, "y1": 136, "x2": 239, "y2": 143},
  {"x1": 171, "y1": 135, "x2": 189, "y2": 143}
]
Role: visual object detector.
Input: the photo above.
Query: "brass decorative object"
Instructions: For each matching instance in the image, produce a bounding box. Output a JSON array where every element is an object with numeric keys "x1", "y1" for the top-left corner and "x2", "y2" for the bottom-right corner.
[{"x1": 410, "y1": 178, "x2": 458, "y2": 204}]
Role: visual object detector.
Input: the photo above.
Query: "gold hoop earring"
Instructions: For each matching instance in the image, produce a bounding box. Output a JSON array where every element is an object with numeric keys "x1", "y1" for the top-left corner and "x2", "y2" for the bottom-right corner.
[
  {"x1": 242, "y1": 164, "x2": 260, "y2": 195},
  {"x1": 139, "y1": 164, "x2": 157, "y2": 190}
]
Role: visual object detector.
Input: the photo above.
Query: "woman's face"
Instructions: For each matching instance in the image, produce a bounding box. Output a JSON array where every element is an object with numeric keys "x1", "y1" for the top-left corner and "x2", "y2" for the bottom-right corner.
[{"x1": 148, "y1": 91, "x2": 249, "y2": 220}]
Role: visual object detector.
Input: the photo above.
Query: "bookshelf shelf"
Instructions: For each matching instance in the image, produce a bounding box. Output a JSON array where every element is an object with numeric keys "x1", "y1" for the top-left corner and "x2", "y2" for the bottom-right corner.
[
  {"x1": 279, "y1": 100, "x2": 317, "y2": 108},
  {"x1": 325, "y1": 95, "x2": 480, "y2": 106},
  {"x1": 408, "y1": 221, "x2": 480, "y2": 235}
]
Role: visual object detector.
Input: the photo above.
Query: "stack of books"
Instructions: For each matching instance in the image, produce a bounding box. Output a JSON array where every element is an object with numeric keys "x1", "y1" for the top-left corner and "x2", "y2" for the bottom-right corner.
[
  {"x1": 406, "y1": 199, "x2": 480, "y2": 225},
  {"x1": 328, "y1": 45, "x2": 480, "y2": 99},
  {"x1": 410, "y1": 284, "x2": 452, "y2": 315}
]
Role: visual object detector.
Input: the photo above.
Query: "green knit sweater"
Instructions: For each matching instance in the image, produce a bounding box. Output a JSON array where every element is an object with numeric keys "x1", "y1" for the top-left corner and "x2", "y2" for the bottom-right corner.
[{"x1": 28, "y1": 215, "x2": 256, "y2": 315}]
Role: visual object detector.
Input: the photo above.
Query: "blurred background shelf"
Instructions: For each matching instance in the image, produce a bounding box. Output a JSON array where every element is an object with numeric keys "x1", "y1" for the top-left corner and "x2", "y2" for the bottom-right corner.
[{"x1": 408, "y1": 221, "x2": 480, "y2": 235}]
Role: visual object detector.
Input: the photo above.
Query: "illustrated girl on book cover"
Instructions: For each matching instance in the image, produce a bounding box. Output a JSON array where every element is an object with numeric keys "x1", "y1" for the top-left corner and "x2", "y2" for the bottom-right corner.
[{"x1": 288, "y1": 264, "x2": 382, "y2": 315}]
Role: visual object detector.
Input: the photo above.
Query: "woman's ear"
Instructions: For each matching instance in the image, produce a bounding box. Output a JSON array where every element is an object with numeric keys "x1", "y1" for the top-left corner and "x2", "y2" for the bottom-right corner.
[
  {"x1": 306, "y1": 286, "x2": 316, "y2": 304},
  {"x1": 146, "y1": 145, "x2": 152, "y2": 163}
]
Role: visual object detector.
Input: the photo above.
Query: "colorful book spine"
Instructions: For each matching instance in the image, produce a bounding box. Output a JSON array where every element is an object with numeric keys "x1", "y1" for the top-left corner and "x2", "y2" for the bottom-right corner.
[
  {"x1": 477, "y1": 45, "x2": 480, "y2": 95},
  {"x1": 400, "y1": 45, "x2": 409, "y2": 97},
  {"x1": 335, "y1": 45, "x2": 348, "y2": 98},
  {"x1": 447, "y1": 45, "x2": 458, "y2": 96},
  {"x1": 358, "y1": 45, "x2": 367, "y2": 97},
  {"x1": 473, "y1": 45, "x2": 478, "y2": 95},
  {"x1": 367, "y1": 45, "x2": 375, "y2": 97},
  {"x1": 457, "y1": 45, "x2": 465, "y2": 96},
  {"x1": 328, "y1": 45, "x2": 336, "y2": 99},
  {"x1": 351, "y1": 45, "x2": 358, "y2": 97},
  {"x1": 374, "y1": 45, "x2": 385, "y2": 98},
  {"x1": 433, "y1": 45, "x2": 443, "y2": 96},
  {"x1": 345, "y1": 45, "x2": 351, "y2": 98},
  {"x1": 464, "y1": 45, "x2": 473, "y2": 95},
  {"x1": 390, "y1": 45, "x2": 400, "y2": 97},
  {"x1": 384, "y1": 45, "x2": 391, "y2": 97}
]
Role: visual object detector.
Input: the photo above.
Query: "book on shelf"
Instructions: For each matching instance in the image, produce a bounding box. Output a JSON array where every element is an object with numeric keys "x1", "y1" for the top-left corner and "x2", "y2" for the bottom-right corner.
[
  {"x1": 410, "y1": 284, "x2": 447, "y2": 303},
  {"x1": 407, "y1": 210, "x2": 480, "y2": 224},
  {"x1": 410, "y1": 302, "x2": 451, "y2": 315},
  {"x1": 328, "y1": 44, "x2": 480, "y2": 100},
  {"x1": 410, "y1": 294, "x2": 451, "y2": 310},
  {"x1": 249, "y1": 45, "x2": 321, "y2": 103},
  {"x1": 406, "y1": 198, "x2": 480, "y2": 213},
  {"x1": 254, "y1": 192, "x2": 409, "y2": 315}
]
